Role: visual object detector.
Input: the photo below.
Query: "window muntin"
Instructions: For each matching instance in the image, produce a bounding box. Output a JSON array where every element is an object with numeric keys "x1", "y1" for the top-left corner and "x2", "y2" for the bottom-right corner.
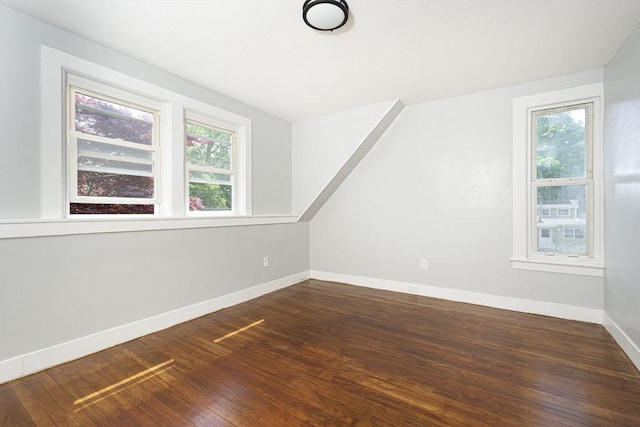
[
  {"x1": 185, "y1": 118, "x2": 236, "y2": 213},
  {"x1": 531, "y1": 104, "x2": 592, "y2": 257},
  {"x1": 68, "y1": 85, "x2": 159, "y2": 215}
]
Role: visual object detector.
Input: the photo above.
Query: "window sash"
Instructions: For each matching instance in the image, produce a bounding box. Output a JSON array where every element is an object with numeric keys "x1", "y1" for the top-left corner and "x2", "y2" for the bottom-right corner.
[
  {"x1": 529, "y1": 102, "x2": 594, "y2": 258},
  {"x1": 68, "y1": 85, "x2": 161, "y2": 209},
  {"x1": 185, "y1": 116, "x2": 237, "y2": 214}
]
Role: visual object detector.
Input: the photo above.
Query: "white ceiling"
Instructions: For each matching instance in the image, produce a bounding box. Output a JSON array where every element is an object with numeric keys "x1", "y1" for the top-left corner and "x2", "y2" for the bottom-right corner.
[{"x1": 5, "y1": 0, "x2": 640, "y2": 121}]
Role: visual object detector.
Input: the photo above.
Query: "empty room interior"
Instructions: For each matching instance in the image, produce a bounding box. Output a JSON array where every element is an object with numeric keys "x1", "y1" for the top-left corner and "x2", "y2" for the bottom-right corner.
[{"x1": 0, "y1": 0, "x2": 639, "y2": 425}]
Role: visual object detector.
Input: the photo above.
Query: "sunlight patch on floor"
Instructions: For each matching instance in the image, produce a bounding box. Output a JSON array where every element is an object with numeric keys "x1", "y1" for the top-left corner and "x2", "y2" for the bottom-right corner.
[
  {"x1": 73, "y1": 359, "x2": 175, "y2": 410},
  {"x1": 214, "y1": 319, "x2": 265, "y2": 343}
]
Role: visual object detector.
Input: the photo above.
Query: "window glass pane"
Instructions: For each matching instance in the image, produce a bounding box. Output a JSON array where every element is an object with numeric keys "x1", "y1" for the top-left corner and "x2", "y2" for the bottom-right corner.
[
  {"x1": 535, "y1": 107, "x2": 586, "y2": 179},
  {"x1": 75, "y1": 92, "x2": 154, "y2": 145},
  {"x1": 186, "y1": 122, "x2": 232, "y2": 169},
  {"x1": 188, "y1": 170, "x2": 231, "y2": 185},
  {"x1": 78, "y1": 171, "x2": 154, "y2": 199},
  {"x1": 189, "y1": 182, "x2": 232, "y2": 212},
  {"x1": 78, "y1": 140, "x2": 154, "y2": 177},
  {"x1": 536, "y1": 185, "x2": 587, "y2": 254},
  {"x1": 70, "y1": 203, "x2": 154, "y2": 215}
]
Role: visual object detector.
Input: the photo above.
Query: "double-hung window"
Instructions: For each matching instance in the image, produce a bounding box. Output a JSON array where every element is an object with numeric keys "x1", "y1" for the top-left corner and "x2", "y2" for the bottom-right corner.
[
  {"x1": 532, "y1": 103, "x2": 591, "y2": 255},
  {"x1": 67, "y1": 75, "x2": 160, "y2": 215},
  {"x1": 36, "y1": 46, "x2": 254, "y2": 233},
  {"x1": 512, "y1": 84, "x2": 603, "y2": 276},
  {"x1": 185, "y1": 113, "x2": 236, "y2": 213}
]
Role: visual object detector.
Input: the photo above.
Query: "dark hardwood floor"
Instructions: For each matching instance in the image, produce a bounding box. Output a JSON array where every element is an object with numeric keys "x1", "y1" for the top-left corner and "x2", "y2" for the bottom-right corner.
[{"x1": 1, "y1": 279, "x2": 639, "y2": 426}]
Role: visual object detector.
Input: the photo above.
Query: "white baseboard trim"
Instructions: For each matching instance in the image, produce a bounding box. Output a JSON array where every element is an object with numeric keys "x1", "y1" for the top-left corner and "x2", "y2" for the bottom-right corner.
[
  {"x1": 310, "y1": 271, "x2": 604, "y2": 324},
  {"x1": 603, "y1": 312, "x2": 640, "y2": 371},
  {"x1": 0, "y1": 271, "x2": 310, "y2": 384}
]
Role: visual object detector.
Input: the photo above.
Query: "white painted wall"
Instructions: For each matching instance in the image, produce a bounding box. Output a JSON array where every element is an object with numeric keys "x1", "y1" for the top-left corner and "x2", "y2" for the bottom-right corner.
[
  {"x1": 0, "y1": 6, "x2": 308, "y2": 372},
  {"x1": 292, "y1": 100, "x2": 398, "y2": 216},
  {"x1": 310, "y1": 69, "x2": 605, "y2": 309},
  {"x1": 603, "y1": 25, "x2": 640, "y2": 353}
]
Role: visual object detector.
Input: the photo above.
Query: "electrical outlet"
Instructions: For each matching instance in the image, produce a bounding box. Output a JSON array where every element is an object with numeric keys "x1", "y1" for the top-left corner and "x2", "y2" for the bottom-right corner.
[
  {"x1": 420, "y1": 259, "x2": 428, "y2": 270},
  {"x1": 263, "y1": 256, "x2": 269, "y2": 268}
]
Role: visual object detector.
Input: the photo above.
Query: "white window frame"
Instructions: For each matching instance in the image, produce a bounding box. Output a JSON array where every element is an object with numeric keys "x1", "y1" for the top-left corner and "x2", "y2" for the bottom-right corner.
[
  {"x1": 38, "y1": 46, "x2": 254, "y2": 223},
  {"x1": 556, "y1": 208, "x2": 570, "y2": 217},
  {"x1": 184, "y1": 111, "x2": 248, "y2": 215},
  {"x1": 512, "y1": 83, "x2": 604, "y2": 277},
  {"x1": 67, "y1": 76, "x2": 162, "y2": 213}
]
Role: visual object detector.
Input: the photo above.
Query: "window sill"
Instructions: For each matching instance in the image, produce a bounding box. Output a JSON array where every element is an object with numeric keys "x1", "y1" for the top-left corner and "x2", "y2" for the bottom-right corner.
[
  {"x1": 0, "y1": 215, "x2": 298, "y2": 239},
  {"x1": 511, "y1": 256, "x2": 604, "y2": 277}
]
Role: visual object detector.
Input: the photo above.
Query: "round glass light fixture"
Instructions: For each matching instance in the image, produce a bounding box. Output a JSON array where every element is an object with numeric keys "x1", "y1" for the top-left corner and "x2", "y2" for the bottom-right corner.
[{"x1": 303, "y1": 0, "x2": 349, "y2": 32}]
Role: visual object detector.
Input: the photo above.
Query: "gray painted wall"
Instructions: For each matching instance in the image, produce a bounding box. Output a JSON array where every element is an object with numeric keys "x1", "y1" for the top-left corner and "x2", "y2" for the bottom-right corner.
[
  {"x1": 604, "y1": 25, "x2": 640, "y2": 350},
  {"x1": 310, "y1": 70, "x2": 605, "y2": 309},
  {"x1": 0, "y1": 223, "x2": 309, "y2": 360},
  {"x1": 0, "y1": 5, "x2": 291, "y2": 218},
  {"x1": 0, "y1": 6, "x2": 307, "y2": 362}
]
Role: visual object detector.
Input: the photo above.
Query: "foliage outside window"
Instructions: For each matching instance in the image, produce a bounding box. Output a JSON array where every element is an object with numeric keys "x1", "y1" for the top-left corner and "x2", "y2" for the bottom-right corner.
[
  {"x1": 68, "y1": 85, "x2": 159, "y2": 215},
  {"x1": 185, "y1": 117, "x2": 236, "y2": 213}
]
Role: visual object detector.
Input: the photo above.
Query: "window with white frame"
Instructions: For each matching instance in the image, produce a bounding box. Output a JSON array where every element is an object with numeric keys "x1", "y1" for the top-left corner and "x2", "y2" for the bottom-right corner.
[
  {"x1": 39, "y1": 47, "x2": 252, "y2": 224},
  {"x1": 512, "y1": 83, "x2": 603, "y2": 277},
  {"x1": 185, "y1": 114, "x2": 237, "y2": 213},
  {"x1": 67, "y1": 76, "x2": 160, "y2": 215}
]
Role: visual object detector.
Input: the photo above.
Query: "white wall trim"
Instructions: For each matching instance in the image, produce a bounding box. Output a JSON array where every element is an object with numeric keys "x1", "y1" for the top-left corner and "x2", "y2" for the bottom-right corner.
[
  {"x1": 511, "y1": 257, "x2": 604, "y2": 277},
  {"x1": 0, "y1": 271, "x2": 310, "y2": 384},
  {"x1": 603, "y1": 312, "x2": 640, "y2": 372},
  {"x1": 0, "y1": 215, "x2": 298, "y2": 239},
  {"x1": 311, "y1": 270, "x2": 603, "y2": 324}
]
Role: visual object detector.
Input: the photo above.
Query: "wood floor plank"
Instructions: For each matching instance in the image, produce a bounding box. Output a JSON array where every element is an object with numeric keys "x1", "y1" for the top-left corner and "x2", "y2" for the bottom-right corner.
[
  {"x1": 0, "y1": 385, "x2": 35, "y2": 426},
  {"x1": 2, "y1": 279, "x2": 639, "y2": 426}
]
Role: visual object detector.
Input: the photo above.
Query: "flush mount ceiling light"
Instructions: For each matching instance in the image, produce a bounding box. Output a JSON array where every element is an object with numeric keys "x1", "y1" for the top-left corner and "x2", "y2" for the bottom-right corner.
[{"x1": 303, "y1": 0, "x2": 349, "y2": 32}]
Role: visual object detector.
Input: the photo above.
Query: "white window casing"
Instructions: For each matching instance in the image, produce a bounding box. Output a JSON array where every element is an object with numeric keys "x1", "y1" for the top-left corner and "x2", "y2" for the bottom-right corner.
[
  {"x1": 184, "y1": 111, "x2": 249, "y2": 216},
  {"x1": 0, "y1": 46, "x2": 287, "y2": 238},
  {"x1": 512, "y1": 83, "x2": 604, "y2": 277}
]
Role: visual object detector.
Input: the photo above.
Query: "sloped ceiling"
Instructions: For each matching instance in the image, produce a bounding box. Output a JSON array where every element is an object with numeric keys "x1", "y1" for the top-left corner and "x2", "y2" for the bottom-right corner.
[{"x1": 4, "y1": 0, "x2": 640, "y2": 121}]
